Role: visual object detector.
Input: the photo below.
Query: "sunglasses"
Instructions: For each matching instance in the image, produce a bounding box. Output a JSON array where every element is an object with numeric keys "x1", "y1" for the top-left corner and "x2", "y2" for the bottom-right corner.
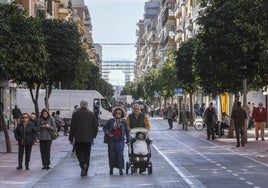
[{"x1": 22, "y1": 116, "x2": 28, "y2": 119}]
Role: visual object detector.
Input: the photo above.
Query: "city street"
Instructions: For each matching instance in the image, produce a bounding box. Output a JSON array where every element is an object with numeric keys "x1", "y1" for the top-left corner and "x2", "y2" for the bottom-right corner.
[{"x1": 0, "y1": 117, "x2": 268, "y2": 188}]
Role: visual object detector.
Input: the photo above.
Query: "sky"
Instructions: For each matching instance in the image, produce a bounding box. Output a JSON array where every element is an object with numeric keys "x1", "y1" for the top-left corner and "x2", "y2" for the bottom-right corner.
[{"x1": 85, "y1": 0, "x2": 145, "y2": 61}]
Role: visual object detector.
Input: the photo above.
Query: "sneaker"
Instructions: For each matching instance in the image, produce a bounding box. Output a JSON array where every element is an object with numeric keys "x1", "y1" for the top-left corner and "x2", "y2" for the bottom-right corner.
[{"x1": 16, "y1": 166, "x2": 23, "y2": 170}]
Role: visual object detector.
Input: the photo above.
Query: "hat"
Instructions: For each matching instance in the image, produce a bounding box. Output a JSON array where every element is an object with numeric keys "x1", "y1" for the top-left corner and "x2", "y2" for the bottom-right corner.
[{"x1": 112, "y1": 106, "x2": 126, "y2": 118}]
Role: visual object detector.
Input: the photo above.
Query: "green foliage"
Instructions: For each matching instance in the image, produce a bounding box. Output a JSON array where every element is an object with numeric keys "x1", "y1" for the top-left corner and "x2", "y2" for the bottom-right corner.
[
  {"x1": 41, "y1": 19, "x2": 81, "y2": 87},
  {"x1": 175, "y1": 38, "x2": 198, "y2": 94},
  {"x1": 158, "y1": 61, "x2": 177, "y2": 98},
  {"x1": 121, "y1": 81, "x2": 135, "y2": 95},
  {"x1": 143, "y1": 70, "x2": 159, "y2": 101},
  {"x1": 0, "y1": 3, "x2": 47, "y2": 84},
  {"x1": 196, "y1": 0, "x2": 268, "y2": 94}
]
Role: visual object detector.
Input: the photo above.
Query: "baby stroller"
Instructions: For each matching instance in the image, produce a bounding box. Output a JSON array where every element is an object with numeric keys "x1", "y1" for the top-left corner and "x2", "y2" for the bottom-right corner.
[{"x1": 126, "y1": 128, "x2": 153, "y2": 175}]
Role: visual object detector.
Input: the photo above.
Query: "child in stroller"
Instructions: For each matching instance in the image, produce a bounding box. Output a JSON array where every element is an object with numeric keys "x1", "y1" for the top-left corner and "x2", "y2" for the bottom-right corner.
[{"x1": 126, "y1": 128, "x2": 153, "y2": 175}]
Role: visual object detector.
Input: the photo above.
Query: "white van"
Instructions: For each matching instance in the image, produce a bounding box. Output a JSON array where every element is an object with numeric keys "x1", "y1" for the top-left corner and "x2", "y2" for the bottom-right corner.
[{"x1": 16, "y1": 89, "x2": 113, "y2": 126}]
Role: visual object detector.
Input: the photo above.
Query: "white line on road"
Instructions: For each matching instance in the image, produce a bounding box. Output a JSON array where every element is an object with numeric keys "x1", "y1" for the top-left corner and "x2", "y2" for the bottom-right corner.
[{"x1": 152, "y1": 143, "x2": 195, "y2": 186}]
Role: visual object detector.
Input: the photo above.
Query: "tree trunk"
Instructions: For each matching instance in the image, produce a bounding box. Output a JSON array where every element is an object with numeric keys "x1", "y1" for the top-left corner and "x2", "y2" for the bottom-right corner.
[
  {"x1": 30, "y1": 85, "x2": 41, "y2": 118},
  {"x1": 0, "y1": 103, "x2": 12, "y2": 153}
]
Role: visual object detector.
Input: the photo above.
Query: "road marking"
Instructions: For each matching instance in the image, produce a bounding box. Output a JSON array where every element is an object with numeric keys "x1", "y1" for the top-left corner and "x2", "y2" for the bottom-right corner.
[{"x1": 152, "y1": 143, "x2": 195, "y2": 187}]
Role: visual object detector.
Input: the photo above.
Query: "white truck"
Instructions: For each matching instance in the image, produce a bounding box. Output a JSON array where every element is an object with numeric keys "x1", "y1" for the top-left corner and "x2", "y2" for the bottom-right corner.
[
  {"x1": 16, "y1": 88, "x2": 113, "y2": 126},
  {"x1": 117, "y1": 95, "x2": 133, "y2": 105}
]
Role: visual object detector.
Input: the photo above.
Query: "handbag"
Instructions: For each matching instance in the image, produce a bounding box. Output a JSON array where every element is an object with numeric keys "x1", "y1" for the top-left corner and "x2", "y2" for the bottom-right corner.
[
  {"x1": 104, "y1": 134, "x2": 109, "y2": 143},
  {"x1": 50, "y1": 129, "x2": 59, "y2": 140}
]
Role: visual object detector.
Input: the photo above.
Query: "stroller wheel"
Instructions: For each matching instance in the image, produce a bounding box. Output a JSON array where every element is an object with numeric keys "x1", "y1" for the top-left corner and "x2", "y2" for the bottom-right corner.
[{"x1": 126, "y1": 162, "x2": 129, "y2": 174}]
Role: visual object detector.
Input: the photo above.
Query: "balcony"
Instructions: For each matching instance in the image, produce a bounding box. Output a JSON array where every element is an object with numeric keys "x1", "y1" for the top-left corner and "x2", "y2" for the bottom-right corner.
[
  {"x1": 175, "y1": 32, "x2": 183, "y2": 42},
  {"x1": 164, "y1": 31, "x2": 175, "y2": 45},
  {"x1": 180, "y1": 0, "x2": 186, "y2": 6},
  {"x1": 162, "y1": 7, "x2": 175, "y2": 26},
  {"x1": 185, "y1": 18, "x2": 193, "y2": 30},
  {"x1": 175, "y1": 7, "x2": 182, "y2": 18},
  {"x1": 58, "y1": 8, "x2": 69, "y2": 14}
]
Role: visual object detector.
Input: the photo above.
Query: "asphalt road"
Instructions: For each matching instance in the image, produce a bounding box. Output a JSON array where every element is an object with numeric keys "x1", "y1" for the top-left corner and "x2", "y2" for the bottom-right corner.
[{"x1": 8, "y1": 117, "x2": 268, "y2": 188}]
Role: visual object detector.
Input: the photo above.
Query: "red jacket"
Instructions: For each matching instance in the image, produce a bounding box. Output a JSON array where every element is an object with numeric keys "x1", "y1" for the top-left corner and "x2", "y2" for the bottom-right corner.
[{"x1": 252, "y1": 107, "x2": 267, "y2": 123}]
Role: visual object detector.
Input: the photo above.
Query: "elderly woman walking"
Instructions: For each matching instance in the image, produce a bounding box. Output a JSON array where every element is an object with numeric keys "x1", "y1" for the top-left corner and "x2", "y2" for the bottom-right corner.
[{"x1": 103, "y1": 106, "x2": 129, "y2": 175}]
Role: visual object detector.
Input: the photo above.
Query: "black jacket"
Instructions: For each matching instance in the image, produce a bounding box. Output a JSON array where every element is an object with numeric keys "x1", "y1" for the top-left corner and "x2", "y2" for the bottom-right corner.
[
  {"x1": 14, "y1": 122, "x2": 37, "y2": 145},
  {"x1": 69, "y1": 108, "x2": 98, "y2": 143}
]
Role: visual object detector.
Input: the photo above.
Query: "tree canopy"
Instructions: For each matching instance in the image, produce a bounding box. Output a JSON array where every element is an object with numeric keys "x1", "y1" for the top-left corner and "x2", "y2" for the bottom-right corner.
[{"x1": 196, "y1": 0, "x2": 268, "y2": 94}]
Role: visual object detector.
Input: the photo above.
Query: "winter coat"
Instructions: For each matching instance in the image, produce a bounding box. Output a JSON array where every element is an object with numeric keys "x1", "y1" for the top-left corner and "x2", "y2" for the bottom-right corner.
[
  {"x1": 14, "y1": 122, "x2": 37, "y2": 146},
  {"x1": 252, "y1": 107, "x2": 267, "y2": 123},
  {"x1": 37, "y1": 117, "x2": 57, "y2": 141},
  {"x1": 103, "y1": 118, "x2": 129, "y2": 143},
  {"x1": 69, "y1": 107, "x2": 98, "y2": 143}
]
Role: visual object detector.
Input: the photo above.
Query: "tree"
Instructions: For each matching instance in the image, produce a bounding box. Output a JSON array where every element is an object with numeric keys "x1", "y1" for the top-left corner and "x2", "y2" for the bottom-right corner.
[
  {"x1": 64, "y1": 47, "x2": 99, "y2": 90},
  {"x1": 41, "y1": 19, "x2": 81, "y2": 109},
  {"x1": 0, "y1": 3, "x2": 47, "y2": 152},
  {"x1": 143, "y1": 70, "x2": 160, "y2": 103},
  {"x1": 196, "y1": 0, "x2": 268, "y2": 95},
  {"x1": 158, "y1": 60, "x2": 177, "y2": 101},
  {"x1": 175, "y1": 38, "x2": 199, "y2": 125}
]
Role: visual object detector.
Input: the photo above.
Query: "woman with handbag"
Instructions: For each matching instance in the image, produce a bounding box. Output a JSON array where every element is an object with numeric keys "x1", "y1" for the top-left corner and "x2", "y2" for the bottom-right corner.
[
  {"x1": 14, "y1": 113, "x2": 37, "y2": 170},
  {"x1": 103, "y1": 106, "x2": 129, "y2": 175},
  {"x1": 37, "y1": 108, "x2": 57, "y2": 170}
]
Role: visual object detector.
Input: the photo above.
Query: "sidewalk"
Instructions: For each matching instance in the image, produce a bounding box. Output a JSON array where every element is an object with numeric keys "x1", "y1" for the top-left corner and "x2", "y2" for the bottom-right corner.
[
  {"x1": 171, "y1": 120, "x2": 268, "y2": 166},
  {"x1": 0, "y1": 130, "x2": 72, "y2": 188}
]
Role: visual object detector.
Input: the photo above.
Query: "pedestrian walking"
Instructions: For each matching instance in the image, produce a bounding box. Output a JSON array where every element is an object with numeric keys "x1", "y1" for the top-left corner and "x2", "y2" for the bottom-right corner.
[
  {"x1": 194, "y1": 101, "x2": 200, "y2": 118},
  {"x1": 126, "y1": 103, "x2": 150, "y2": 174},
  {"x1": 103, "y1": 106, "x2": 129, "y2": 176},
  {"x1": 14, "y1": 113, "x2": 37, "y2": 170},
  {"x1": 30, "y1": 112, "x2": 39, "y2": 142},
  {"x1": 69, "y1": 100, "x2": 99, "y2": 177},
  {"x1": 199, "y1": 103, "x2": 206, "y2": 117},
  {"x1": 94, "y1": 101, "x2": 100, "y2": 126},
  {"x1": 12, "y1": 105, "x2": 22, "y2": 130},
  {"x1": 166, "y1": 103, "x2": 174, "y2": 129},
  {"x1": 252, "y1": 102, "x2": 267, "y2": 141},
  {"x1": 54, "y1": 110, "x2": 67, "y2": 136},
  {"x1": 71, "y1": 105, "x2": 80, "y2": 157},
  {"x1": 37, "y1": 109, "x2": 57, "y2": 170},
  {"x1": 203, "y1": 102, "x2": 217, "y2": 140},
  {"x1": 231, "y1": 101, "x2": 247, "y2": 147}
]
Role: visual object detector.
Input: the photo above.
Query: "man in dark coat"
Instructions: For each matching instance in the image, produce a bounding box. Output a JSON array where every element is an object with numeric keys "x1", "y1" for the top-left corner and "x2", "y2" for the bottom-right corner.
[
  {"x1": 69, "y1": 100, "x2": 99, "y2": 177},
  {"x1": 231, "y1": 101, "x2": 247, "y2": 147}
]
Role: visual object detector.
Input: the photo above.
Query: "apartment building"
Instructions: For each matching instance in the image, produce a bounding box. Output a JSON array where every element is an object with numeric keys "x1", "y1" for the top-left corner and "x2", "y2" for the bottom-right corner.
[{"x1": 135, "y1": 0, "x2": 201, "y2": 78}]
